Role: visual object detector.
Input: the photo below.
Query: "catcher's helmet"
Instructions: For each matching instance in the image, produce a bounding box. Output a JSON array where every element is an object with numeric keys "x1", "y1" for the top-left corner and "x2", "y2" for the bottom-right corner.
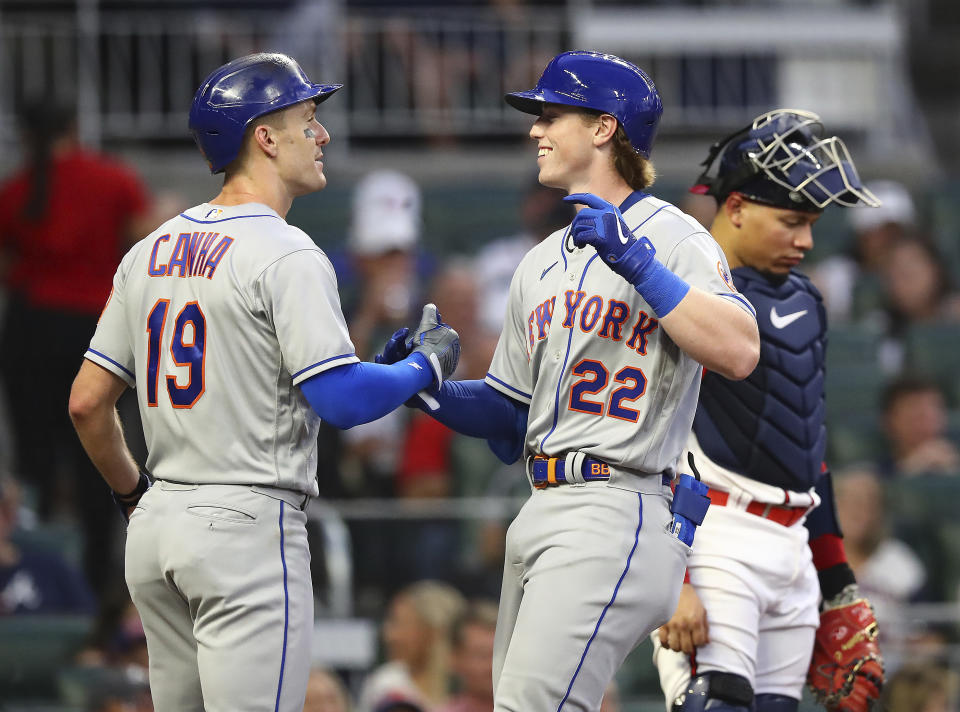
[
  {"x1": 505, "y1": 51, "x2": 663, "y2": 158},
  {"x1": 189, "y1": 52, "x2": 342, "y2": 174},
  {"x1": 692, "y1": 108, "x2": 880, "y2": 211}
]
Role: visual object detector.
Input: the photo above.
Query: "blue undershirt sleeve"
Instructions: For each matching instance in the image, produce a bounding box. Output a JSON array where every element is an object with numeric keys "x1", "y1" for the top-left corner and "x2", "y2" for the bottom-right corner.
[
  {"x1": 419, "y1": 380, "x2": 528, "y2": 464},
  {"x1": 299, "y1": 354, "x2": 433, "y2": 430}
]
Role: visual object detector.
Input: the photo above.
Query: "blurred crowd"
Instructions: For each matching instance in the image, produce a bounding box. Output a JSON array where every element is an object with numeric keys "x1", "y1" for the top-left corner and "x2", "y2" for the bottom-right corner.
[{"x1": 3, "y1": 94, "x2": 960, "y2": 710}]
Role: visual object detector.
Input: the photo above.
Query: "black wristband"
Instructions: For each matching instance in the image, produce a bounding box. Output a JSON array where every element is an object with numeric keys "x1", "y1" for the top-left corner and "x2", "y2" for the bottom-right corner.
[
  {"x1": 115, "y1": 471, "x2": 150, "y2": 504},
  {"x1": 818, "y1": 562, "x2": 857, "y2": 602}
]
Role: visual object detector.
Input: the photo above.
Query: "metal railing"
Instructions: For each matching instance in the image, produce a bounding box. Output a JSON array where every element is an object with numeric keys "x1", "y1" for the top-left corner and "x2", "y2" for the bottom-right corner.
[{"x1": 0, "y1": 2, "x2": 925, "y2": 158}]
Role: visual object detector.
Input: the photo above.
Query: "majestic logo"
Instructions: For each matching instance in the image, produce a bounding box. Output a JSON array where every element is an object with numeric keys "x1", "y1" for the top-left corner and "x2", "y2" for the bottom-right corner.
[{"x1": 769, "y1": 306, "x2": 807, "y2": 329}]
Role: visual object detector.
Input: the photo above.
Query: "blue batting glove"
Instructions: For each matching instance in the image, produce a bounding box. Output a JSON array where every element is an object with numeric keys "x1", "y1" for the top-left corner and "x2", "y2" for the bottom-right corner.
[
  {"x1": 375, "y1": 327, "x2": 412, "y2": 365},
  {"x1": 564, "y1": 193, "x2": 657, "y2": 286}
]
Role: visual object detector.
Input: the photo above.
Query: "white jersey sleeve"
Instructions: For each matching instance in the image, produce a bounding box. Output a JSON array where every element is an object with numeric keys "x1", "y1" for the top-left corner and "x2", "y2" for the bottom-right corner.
[
  {"x1": 86, "y1": 252, "x2": 138, "y2": 387},
  {"x1": 654, "y1": 210, "x2": 756, "y2": 318},
  {"x1": 258, "y1": 246, "x2": 356, "y2": 384},
  {"x1": 486, "y1": 237, "x2": 560, "y2": 405}
]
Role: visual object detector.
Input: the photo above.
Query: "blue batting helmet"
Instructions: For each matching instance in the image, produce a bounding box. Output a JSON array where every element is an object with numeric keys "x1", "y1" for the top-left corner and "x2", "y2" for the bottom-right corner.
[
  {"x1": 692, "y1": 109, "x2": 880, "y2": 211},
  {"x1": 505, "y1": 51, "x2": 663, "y2": 158},
  {"x1": 189, "y1": 53, "x2": 342, "y2": 174}
]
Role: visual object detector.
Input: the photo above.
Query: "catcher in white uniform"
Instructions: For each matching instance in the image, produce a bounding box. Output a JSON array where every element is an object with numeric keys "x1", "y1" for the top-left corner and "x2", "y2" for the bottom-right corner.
[
  {"x1": 652, "y1": 110, "x2": 885, "y2": 712},
  {"x1": 68, "y1": 53, "x2": 459, "y2": 712},
  {"x1": 377, "y1": 50, "x2": 760, "y2": 711}
]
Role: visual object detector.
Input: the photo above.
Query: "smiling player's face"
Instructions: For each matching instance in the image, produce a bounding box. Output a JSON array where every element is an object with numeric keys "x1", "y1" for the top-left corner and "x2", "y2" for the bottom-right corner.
[
  {"x1": 275, "y1": 100, "x2": 330, "y2": 196},
  {"x1": 528, "y1": 104, "x2": 598, "y2": 192}
]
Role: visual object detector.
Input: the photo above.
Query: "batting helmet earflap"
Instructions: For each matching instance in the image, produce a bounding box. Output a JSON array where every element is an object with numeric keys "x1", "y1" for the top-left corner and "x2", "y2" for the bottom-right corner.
[
  {"x1": 691, "y1": 108, "x2": 880, "y2": 211},
  {"x1": 505, "y1": 51, "x2": 663, "y2": 158},
  {"x1": 189, "y1": 53, "x2": 342, "y2": 174}
]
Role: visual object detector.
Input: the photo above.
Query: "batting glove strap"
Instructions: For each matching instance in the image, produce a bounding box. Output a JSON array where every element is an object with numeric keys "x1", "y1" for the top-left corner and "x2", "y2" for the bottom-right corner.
[
  {"x1": 112, "y1": 471, "x2": 151, "y2": 522},
  {"x1": 408, "y1": 303, "x2": 461, "y2": 388},
  {"x1": 632, "y1": 257, "x2": 691, "y2": 318}
]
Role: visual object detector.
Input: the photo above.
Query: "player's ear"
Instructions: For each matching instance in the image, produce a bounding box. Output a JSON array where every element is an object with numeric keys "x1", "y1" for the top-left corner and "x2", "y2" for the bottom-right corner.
[
  {"x1": 724, "y1": 192, "x2": 745, "y2": 228},
  {"x1": 592, "y1": 114, "x2": 618, "y2": 148},
  {"x1": 252, "y1": 123, "x2": 280, "y2": 159}
]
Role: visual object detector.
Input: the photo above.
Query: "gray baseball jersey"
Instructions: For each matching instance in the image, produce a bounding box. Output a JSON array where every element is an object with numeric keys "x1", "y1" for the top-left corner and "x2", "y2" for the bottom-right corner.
[
  {"x1": 86, "y1": 201, "x2": 357, "y2": 712},
  {"x1": 486, "y1": 192, "x2": 753, "y2": 474},
  {"x1": 483, "y1": 191, "x2": 756, "y2": 711},
  {"x1": 87, "y1": 202, "x2": 358, "y2": 496}
]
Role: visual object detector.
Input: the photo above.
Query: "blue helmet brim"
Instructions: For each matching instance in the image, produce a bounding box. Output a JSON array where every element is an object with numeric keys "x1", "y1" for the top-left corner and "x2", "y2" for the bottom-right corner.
[
  {"x1": 312, "y1": 83, "x2": 343, "y2": 105},
  {"x1": 505, "y1": 90, "x2": 547, "y2": 115},
  {"x1": 505, "y1": 88, "x2": 604, "y2": 116}
]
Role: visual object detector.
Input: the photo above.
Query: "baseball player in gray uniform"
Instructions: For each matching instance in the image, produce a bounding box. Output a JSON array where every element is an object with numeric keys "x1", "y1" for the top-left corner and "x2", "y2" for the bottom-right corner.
[
  {"x1": 68, "y1": 53, "x2": 459, "y2": 712},
  {"x1": 377, "y1": 51, "x2": 760, "y2": 711}
]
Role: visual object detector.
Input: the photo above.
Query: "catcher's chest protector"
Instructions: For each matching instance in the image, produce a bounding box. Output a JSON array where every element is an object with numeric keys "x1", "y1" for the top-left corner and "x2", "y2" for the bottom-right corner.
[{"x1": 693, "y1": 267, "x2": 826, "y2": 491}]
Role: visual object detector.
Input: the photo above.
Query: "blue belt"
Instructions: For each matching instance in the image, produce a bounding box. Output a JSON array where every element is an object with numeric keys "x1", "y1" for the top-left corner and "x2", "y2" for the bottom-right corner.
[{"x1": 530, "y1": 455, "x2": 671, "y2": 489}]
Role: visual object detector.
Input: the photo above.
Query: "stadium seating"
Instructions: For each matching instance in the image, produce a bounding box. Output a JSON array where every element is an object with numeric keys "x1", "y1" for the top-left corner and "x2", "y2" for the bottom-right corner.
[
  {"x1": 0, "y1": 615, "x2": 93, "y2": 702},
  {"x1": 903, "y1": 321, "x2": 960, "y2": 406}
]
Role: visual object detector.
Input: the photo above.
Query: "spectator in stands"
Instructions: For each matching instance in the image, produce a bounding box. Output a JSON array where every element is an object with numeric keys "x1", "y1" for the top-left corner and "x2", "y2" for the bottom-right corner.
[
  {"x1": 84, "y1": 667, "x2": 152, "y2": 712},
  {"x1": 394, "y1": 261, "x2": 504, "y2": 585},
  {"x1": 811, "y1": 179, "x2": 918, "y2": 322},
  {"x1": 76, "y1": 589, "x2": 149, "y2": 675},
  {"x1": 0, "y1": 99, "x2": 154, "y2": 596},
  {"x1": 335, "y1": 168, "x2": 429, "y2": 492},
  {"x1": 880, "y1": 235, "x2": 960, "y2": 329},
  {"x1": 0, "y1": 473, "x2": 95, "y2": 615},
  {"x1": 881, "y1": 662, "x2": 958, "y2": 712},
  {"x1": 303, "y1": 667, "x2": 353, "y2": 712},
  {"x1": 357, "y1": 580, "x2": 466, "y2": 712},
  {"x1": 833, "y1": 466, "x2": 929, "y2": 662},
  {"x1": 436, "y1": 598, "x2": 497, "y2": 712},
  {"x1": 879, "y1": 376, "x2": 960, "y2": 477},
  {"x1": 344, "y1": 170, "x2": 425, "y2": 360},
  {"x1": 333, "y1": 170, "x2": 432, "y2": 607}
]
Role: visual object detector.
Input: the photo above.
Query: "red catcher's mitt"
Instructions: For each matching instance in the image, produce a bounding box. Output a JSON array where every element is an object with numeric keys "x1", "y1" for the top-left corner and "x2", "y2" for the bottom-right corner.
[{"x1": 807, "y1": 598, "x2": 884, "y2": 711}]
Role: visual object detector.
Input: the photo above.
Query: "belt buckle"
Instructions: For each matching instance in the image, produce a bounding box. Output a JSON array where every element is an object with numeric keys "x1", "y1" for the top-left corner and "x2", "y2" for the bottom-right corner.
[
  {"x1": 532, "y1": 455, "x2": 562, "y2": 489},
  {"x1": 531, "y1": 455, "x2": 548, "y2": 489}
]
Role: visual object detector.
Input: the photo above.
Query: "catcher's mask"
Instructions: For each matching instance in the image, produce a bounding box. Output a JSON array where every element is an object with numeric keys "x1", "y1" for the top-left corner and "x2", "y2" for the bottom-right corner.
[{"x1": 691, "y1": 109, "x2": 880, "y2": 212}]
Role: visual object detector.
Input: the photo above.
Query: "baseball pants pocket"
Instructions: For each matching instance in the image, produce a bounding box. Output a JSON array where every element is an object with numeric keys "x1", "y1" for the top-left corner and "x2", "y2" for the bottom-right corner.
[{"x1": 185, "y1": 503, "x2": 257, "y2": 523}]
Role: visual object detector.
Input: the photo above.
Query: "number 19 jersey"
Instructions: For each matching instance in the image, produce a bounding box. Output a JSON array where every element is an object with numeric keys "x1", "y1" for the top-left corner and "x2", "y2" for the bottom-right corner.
[{"x1": 86, "y1": 202, "x2": 358, "y2": 496}]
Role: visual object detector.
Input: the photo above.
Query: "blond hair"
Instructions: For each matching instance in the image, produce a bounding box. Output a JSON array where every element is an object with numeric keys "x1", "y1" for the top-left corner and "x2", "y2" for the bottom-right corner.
[
  {"x1": 396, "y1": 580, "x2": 467, "y2": 703},
  {"x1": 610, "y1": 125, "x2": 656, "y2": 191},
  {"x1": 579, "y1": 111, "x2": 656, "y2": 191}
]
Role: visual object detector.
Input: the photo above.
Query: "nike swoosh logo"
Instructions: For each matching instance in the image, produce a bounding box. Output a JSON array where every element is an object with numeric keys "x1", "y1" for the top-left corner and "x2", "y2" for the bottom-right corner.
[
  {"x1": 769, "y1": 306, "x2": 808, "y2": 329},
  {"x1": 540, "y1": 261, "x2": 558, "y2": 280},
  {"x1": 617, "y1": 219, "x2": 629, "y2": 245}
]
